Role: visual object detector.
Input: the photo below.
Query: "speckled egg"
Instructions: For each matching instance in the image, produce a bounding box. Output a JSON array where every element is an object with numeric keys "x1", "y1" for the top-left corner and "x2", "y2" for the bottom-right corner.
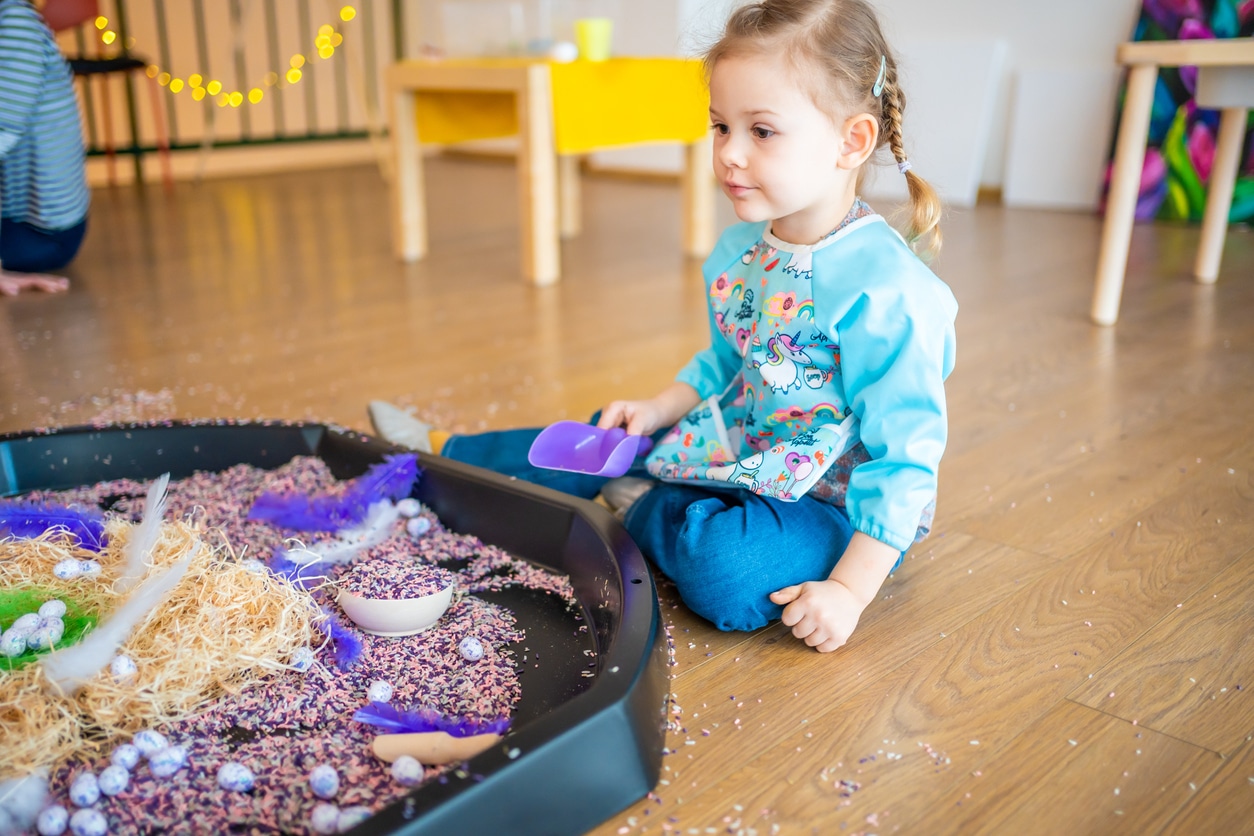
[
  {"x1": 79, "y1": 560, "x2": 102, "y2": 576},
  {"x1": 109, "y1": 655, "x2": 137, "y2": 682},
  {"x1": 366, "y1": 680, "x2": 393, "y2": 703},
  {"x1": 240, "y1": 559, "x2": 267, "y2": 573},
  {"x1": 309, "y1": 803, "x2": 340, "y2": 835},
  {"x1": 68, "y1": 773, "x2": 100, "y2": 807},
  {"x1": 336, "y1": 806, "x2": 372, "y2": 832},
  {"x1": 37, "y1": 599, "x2": 67, "y2": 619},
  {"x1": 26, "y1": 623, "x2": 61, "y2": 652},
  {"x1": 109, "y1": 744, "x2": 140, "y2": 771},
  {"x1": 0, "y1": 629, "x2": 27, "y2": 657},
  {"x1": 148, "y1": 746, "x2": 187, "y2": 778},
  {"x1": 216, "y1": 762, "x2": 255, "y2": 792},
  {"x1": 389, "y1": 755, "x2": 422, "y2": 787},
  {"x1": 308, "y1": 764, "x2": 339, "y2": 799},
  {"x1": 9, "y1": 612, "x2": 41, "y2": 633},
  {"x1": 131, "y1": 730, "x2": 168, "y2": 757},
  {"x1": 406, "y1": 516, "x2": 432, "y2": 539},
  {"x1": 53, "y1": 560, "x2": 83, "y2": 580},
  {"x1": 38, "y1": 599, "x2": 68, "y2": 618},
  {"x1": 290, "y1": 647, "x2": 315, "y2": 672},
  {"x1": 97, "y1": 765, "x2": 128, "y2": 797},
  {"x1": 39, "y1": 616, "x2": 65, "y2": 639},
  {"x1": 395, "y1": 498, "x2": 422, "y2": 517},
  {"x1": 67, "y1": 808, "x2": 107, "y2": 836},
  {"x1": 458, "y1": 636, "x2": 484, "y2": 662},
  {"x1": 35, "y1": 805, "x2": 68, "y2": 836}
]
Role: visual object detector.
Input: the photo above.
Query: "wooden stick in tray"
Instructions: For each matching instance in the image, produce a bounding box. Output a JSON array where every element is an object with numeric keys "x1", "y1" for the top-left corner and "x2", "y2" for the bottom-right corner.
[{"x1": 371, "y1": 731, "x2": 502, "y2": 765}]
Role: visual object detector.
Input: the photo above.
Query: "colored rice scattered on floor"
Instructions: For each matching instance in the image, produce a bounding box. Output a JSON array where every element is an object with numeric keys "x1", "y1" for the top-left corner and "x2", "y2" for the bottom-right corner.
[{"x1": 3, "y1": 455, "x2": 578, "y2": 835}]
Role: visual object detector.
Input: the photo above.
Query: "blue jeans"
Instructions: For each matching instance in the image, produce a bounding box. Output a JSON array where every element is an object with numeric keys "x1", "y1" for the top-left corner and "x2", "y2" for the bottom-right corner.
[
  {"x1": 442, "y1": 424, "x2": 858, "y2": 631},
  {"x1": 0, "y1": 217, "x2": 87, "y2": 273}
]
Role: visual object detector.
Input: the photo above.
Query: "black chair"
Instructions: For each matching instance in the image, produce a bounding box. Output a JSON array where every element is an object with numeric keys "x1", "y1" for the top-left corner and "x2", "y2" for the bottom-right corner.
[{"x1": 42, "y1": 0, "x2": 173, "y2": 188}]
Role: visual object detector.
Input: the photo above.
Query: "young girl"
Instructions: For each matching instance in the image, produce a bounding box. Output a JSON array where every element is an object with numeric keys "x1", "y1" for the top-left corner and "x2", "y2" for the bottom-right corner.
[{"x1": 370, "y1": 0, "x2": 957, "y2": 653}]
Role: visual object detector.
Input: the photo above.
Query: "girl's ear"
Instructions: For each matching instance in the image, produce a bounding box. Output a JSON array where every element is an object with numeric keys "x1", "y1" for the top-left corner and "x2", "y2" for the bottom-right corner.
[{"x1": 837, "y1": 113, "x2": 879, "y2": 170}]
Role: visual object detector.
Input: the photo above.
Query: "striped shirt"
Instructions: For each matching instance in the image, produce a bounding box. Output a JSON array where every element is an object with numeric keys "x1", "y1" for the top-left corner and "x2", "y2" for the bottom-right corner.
[{"x1": 0, "y1": 0, "x2": 90, "y2": 236}]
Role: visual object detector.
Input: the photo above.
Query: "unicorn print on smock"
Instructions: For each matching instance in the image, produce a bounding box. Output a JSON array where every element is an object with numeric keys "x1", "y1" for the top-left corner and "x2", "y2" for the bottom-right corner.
[{"x1": 645, "y1": 205, "x2": 890, "y2": 501}]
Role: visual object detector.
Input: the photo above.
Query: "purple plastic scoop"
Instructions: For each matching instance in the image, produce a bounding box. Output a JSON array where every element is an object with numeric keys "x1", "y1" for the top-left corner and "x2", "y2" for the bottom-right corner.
[{"x1": 527, "y1": 421, "x2": 654, "y2": 478}]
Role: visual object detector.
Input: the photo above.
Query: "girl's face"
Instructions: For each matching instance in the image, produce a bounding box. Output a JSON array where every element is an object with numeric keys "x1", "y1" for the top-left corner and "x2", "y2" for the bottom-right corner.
[{"x1": 709, "y1": 51, "x2": 861, "y2": 245}]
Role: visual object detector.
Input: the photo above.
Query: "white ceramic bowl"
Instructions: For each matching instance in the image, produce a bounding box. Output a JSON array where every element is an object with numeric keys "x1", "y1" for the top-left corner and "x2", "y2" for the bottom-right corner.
[{"x1": 337, "y1": 584, "x2": 453, "y2": 637}]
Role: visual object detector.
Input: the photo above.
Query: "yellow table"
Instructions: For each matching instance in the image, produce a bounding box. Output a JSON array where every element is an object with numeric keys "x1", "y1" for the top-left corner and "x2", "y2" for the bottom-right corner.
[
  {"x1": 1092, "y1": 39, "x2": 1254, "y2": 325},
  {"x1": 386, "y1": 57, "x2": 715, "y2": 284}
]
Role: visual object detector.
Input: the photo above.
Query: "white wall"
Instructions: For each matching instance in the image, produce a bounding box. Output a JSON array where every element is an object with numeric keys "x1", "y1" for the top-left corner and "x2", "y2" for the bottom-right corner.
[
  {"x1": 870, "y1": 0, "x2": 1142, "y2": 188},
  {"x1": 591, "y1": 0, "x2": 1143, "y2": 204}
]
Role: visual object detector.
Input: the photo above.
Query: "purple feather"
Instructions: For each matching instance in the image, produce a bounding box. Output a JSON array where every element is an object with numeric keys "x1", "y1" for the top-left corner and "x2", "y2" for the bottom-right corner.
[
  {"x1": 344, "y1": 454, "x2": 421, "y2": 509},
  {"x1": 352, "y1": 702, "x2": 510, "y2": 738},
  {"x1": 266, "y1": 548, "x2": 326, "y2": 590},
  {"x1": 247, "y1": 492, "x2": 361, "y2": 533},
  {"x1": 0, "y1": 501, "x2": 107, "y2": 551},
  {"x1": 247, "y1": 454, "x2": 420, "y2": 532},
  {"x1": 318, "y1": 609, "x2": 363, "y2": 671}
]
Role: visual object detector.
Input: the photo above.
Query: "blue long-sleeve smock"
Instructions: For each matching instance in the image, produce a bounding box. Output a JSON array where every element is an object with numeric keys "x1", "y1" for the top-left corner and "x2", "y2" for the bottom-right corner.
[{"x1": 644, "y1": 213, "x2": 958, "y2": 552}]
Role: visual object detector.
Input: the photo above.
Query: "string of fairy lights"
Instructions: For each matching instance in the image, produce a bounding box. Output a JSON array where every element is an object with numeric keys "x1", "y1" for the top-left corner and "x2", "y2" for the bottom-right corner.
[{"x1": 91, "y1": 4, "x2": 358, "y2": 109}]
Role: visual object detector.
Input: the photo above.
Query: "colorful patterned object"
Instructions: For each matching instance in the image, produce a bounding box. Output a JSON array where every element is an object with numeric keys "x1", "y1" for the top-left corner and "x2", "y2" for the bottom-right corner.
[{"x1": 1107, "y1": 0, "x2": 1254, "y2": 224}]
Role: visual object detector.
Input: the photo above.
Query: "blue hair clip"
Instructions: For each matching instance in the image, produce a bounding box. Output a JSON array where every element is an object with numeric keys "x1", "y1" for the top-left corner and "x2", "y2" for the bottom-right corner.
[{"x1": 872, "y1": 54, "x2": 887, "y2": 97}]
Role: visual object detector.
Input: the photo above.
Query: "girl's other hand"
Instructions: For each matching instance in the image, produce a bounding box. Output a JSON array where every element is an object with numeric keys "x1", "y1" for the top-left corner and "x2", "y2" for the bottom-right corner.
[
  {"x1": 770, "y1": 579, "x2": 866, "y2": 653},
  {"x1": 0, "y1": 270, "x2": 70, "y2": 296}
]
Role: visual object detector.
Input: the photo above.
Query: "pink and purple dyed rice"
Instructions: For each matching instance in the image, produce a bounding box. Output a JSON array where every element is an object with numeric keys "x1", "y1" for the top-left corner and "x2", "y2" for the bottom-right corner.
[{"x1": 25, "y1": 455, "x2": 578, "y2": 835}]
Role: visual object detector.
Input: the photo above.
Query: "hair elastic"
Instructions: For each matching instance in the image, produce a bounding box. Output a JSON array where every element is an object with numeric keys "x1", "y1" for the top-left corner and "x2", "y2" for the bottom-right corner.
[
  {"x1": 872, "y1": 55, "x2": 887, "y2": 97},
  {"x1": 897, "y1": 159, "x2": 913, "y2": 175}
]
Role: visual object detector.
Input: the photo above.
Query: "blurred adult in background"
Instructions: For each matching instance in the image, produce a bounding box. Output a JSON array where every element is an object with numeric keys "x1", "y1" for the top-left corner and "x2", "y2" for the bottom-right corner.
[{"x1": 0, "y1": 0, "x2": 89, "y2": 296}]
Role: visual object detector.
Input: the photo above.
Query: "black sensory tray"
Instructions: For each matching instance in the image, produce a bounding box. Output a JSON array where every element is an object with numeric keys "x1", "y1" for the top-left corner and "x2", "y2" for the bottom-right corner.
[{"x1": 0, "y1": 422, "x2": 667, "y2": 835}]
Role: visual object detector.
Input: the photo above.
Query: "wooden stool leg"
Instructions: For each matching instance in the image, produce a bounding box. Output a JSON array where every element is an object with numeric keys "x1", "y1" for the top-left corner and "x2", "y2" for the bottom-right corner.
[
  {"x1": 1194, "y1": 105, "x2": 1248, "y2": 284},
  {"x1": 518, "y1": 64, "x2": 559, "y2": 286},
  {"x1": 682, "y1": 134, "x2": 715, "y2": 258},
  {"x1": 558, "y1": 155, "x2": 582, "y2": 239},
  {"x1": 386, "y1": 71, "x2": 427, "y2": 262},
  {"x1": 1091, "y1": 63, "x2": 1158, "y2": 326}
]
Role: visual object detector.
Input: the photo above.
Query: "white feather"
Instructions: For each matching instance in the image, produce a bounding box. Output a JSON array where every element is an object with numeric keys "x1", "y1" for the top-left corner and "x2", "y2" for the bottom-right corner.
[
  {"x1": 0, "y1": 771, "x2": 48, "y2": 836},
  {"x1": 40, "y1": 548, "x2": 195, "y2": 696},
  {"x1": 308, "y1": 500, "x2": 400, "y2": 565},
  {"x1": 116, "y1": 472, "x2": 170, "y2": 592}
]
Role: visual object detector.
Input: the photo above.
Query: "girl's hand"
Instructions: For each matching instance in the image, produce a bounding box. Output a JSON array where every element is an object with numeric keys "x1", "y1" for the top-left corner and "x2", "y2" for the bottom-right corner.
[
  {"x1": 770, "y1": 579, "x2": 866, "y2": 653},
  {"x1": 597, "y1": 381, "x2": 703, "y2": 437},
  {"x1": 597, "y1": 399, "x2": 667, "y2": 437},
  {"x1": 0, "y1": 270, "x2": 70, "y2": 296}
]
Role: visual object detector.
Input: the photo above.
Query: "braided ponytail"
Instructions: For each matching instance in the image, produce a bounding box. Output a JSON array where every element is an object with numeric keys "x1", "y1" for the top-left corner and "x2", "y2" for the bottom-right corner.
[{"x1": 879, "y1": 76, "x2": 942, "y2": 257}]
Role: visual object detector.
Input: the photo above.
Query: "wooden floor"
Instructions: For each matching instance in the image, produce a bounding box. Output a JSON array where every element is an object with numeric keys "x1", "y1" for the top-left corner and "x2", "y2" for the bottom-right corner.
[{"x1": 2, "y1": 157, "x2": 1252, "y2": 835}]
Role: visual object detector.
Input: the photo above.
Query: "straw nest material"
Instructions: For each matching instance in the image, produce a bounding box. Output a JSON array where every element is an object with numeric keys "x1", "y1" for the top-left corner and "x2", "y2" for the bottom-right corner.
[{"x1": 0, "y1": 518, "x2": 322, "y2": 780}]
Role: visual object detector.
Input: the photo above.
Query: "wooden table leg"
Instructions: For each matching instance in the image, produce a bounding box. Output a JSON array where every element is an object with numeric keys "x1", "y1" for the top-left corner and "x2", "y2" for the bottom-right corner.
[
  {"x1": 559, "y1": 154, "x2": 582, "y2": 239},
  {"x1": 682, "y1": 134, "x2": 715, "y2": 258},
  {"x1": 1091, "y1": 63, "x2": 1158, "y2": 326},
  {"x1": 517, "y1": 64, "x2": 560, "y2": 285},
  {"x1": 1194, "y1": 105, "x2": 1248, "y2": 283},
  {"x1": 388, "y1": 81, "x2": 427, "y2": 262}
]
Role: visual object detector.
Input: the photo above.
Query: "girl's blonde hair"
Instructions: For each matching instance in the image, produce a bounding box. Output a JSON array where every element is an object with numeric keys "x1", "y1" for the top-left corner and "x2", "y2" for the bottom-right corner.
[{"x1": 705, "y1": 0, "x2": 942, "y2": 256}]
